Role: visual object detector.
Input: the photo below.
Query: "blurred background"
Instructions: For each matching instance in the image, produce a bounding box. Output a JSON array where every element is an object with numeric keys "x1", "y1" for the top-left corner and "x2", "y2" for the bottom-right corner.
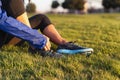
[{"x1": 24, "y1": 0, "x2": 120, "y2": 14}]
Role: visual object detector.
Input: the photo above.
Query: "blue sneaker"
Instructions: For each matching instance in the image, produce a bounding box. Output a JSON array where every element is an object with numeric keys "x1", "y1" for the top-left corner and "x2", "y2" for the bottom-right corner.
[{"x1": 57, "y1": 41, "x2": 93, "y2": 56}]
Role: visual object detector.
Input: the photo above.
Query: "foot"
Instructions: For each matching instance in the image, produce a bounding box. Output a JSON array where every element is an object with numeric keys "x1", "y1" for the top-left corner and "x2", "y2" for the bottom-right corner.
[
  {"x1": 28, "y1": 47, "x2": 64, "y2": 58},
  {"x1": 57, "y1": 41, "x2": 94, "y2": 56}
]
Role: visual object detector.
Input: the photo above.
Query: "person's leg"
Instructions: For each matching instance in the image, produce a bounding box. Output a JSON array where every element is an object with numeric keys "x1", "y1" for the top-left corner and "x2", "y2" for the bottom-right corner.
[
  {"x1": 29, "y1": 14, "x2": 67, "y2": 45},
  {"x1": 2, "y1": 13, "x2": 93, "y2": 56},
  {"x1": 0, "y1": 30, "x2": 7, "y2": 48},
  {"x1": 5, "y1": 14, "x2": 66, "y2": 46},
  {"x1": 29, "y1": 14, "x2": 93, "y2": 56},
  {"x1": 43, "y1": 24, "x2": 67, "y2": 45},
  {"x1": 0, "y1": 30, "x2": 16, "y2": 47}
]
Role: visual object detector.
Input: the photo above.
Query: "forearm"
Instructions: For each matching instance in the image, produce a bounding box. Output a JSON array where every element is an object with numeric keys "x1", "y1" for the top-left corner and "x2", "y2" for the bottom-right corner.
[{"x1": 0, "y1": 12, "x2": 46, "y2": 49}]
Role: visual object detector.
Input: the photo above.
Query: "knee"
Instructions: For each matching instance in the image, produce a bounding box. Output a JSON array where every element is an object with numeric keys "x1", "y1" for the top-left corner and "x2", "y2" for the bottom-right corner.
[{"x1": 37, "y1": 14, "x2": 48, "y2": 20}]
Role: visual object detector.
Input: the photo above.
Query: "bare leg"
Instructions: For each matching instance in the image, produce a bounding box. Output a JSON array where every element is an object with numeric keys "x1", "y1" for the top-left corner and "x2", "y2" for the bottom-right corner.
[
  {"x1": 7, "y1": 14, "x2": 67, "y2": 46},
  {"x1": 43, "y1": 24, "x2": 67, "y2": 45},
  {"x1": 8, "y1": 37, "x2": 21, "y2": 45}
]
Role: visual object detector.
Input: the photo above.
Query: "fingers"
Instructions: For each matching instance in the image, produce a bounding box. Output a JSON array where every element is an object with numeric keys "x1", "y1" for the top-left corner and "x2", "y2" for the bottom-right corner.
[
  {"x1": 44, "y1": 43, "x2": 51, "y2": 51},
  {"x1": 43, "y1": 36, "x2": 51, "y2": 51},
  {"x1": 44, "y1": 46, "x2": 48, "y2": 51}
]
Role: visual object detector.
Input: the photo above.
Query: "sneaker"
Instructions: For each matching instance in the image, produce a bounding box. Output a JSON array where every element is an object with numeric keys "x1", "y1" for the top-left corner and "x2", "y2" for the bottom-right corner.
[
  {"x1": 28, "y1": 47, "x2": 64, "y2": 58},
  {"x1": 57, "y1": 41, "x2": 94, "y2": 56}
]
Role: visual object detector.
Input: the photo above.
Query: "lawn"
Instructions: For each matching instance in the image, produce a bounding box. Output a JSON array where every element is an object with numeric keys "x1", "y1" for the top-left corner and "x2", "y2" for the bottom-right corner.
[{"x1": 0, "y1": 13, "x2": 120, "y2": 80}]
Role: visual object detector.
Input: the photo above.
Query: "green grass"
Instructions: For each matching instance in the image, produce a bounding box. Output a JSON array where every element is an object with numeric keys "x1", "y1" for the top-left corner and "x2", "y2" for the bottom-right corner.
[{"x1": 0, "y1": 13, "x2": 120, "y2": 80}]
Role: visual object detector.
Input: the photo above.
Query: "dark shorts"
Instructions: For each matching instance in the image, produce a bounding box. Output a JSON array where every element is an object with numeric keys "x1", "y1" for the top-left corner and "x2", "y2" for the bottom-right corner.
[{"x1": 0, "y1": 14, "x2": 52, "y2": 47}]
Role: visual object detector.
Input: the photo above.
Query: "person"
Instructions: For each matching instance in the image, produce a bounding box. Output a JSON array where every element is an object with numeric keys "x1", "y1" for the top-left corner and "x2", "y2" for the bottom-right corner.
[{"x1": 0, "y1": 0, "x2": 93, "y2": 57}]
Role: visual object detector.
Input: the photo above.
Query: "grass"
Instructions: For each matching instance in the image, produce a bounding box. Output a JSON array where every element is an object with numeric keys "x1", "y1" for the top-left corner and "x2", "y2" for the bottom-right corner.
[{"x1": 0, "y1": 13, "x2": 120, "y2": 80}]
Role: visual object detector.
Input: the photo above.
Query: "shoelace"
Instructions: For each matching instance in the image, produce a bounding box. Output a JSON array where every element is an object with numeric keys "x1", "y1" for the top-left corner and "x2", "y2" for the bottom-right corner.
[
  {"x1": 69, "y1": 40, "x2": 77, "y2": 43},
  {"x1": 68, "y1": 41, "x2": 80, "y2": 47}
]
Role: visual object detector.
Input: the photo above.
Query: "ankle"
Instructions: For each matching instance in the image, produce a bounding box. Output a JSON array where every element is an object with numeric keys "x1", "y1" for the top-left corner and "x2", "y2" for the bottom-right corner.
[{"x1": 60, "y1": 39, "x2": 68, "y2": 45}]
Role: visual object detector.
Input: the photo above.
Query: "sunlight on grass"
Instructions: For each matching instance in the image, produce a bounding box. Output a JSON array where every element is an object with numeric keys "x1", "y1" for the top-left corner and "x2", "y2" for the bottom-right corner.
[{"x1": 0, "y1": 13, "x2": 120, "y2": 80}]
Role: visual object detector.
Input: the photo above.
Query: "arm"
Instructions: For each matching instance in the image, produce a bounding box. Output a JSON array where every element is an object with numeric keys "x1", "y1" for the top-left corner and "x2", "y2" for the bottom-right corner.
[
  {"x1": 0, "y1": 0, "x2": 50, "y2": 50},
  {"x1": 8, "y1": 12, "x2": 31, "y2": 45},
  {"x1": 0, "y1": 0, "x2": 47, "y2": 49},
  {"x1": 0, "y1": 11, "x2": 47, "y2": 49},
  {"x1": 15, "y1": 12, "x2": 51, "y2": 51}
]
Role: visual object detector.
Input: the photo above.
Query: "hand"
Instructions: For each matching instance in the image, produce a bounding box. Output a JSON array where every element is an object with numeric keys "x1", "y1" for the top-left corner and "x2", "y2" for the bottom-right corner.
[{"x1": 43, "y1": 35, "x2": 51, "y2": 51}]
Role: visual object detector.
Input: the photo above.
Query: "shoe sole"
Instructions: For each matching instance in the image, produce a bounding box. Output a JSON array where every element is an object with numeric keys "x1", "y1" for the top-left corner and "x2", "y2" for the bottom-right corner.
[{"x1": 57, "y1": 48, "x2": 94, "y2": 55}]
